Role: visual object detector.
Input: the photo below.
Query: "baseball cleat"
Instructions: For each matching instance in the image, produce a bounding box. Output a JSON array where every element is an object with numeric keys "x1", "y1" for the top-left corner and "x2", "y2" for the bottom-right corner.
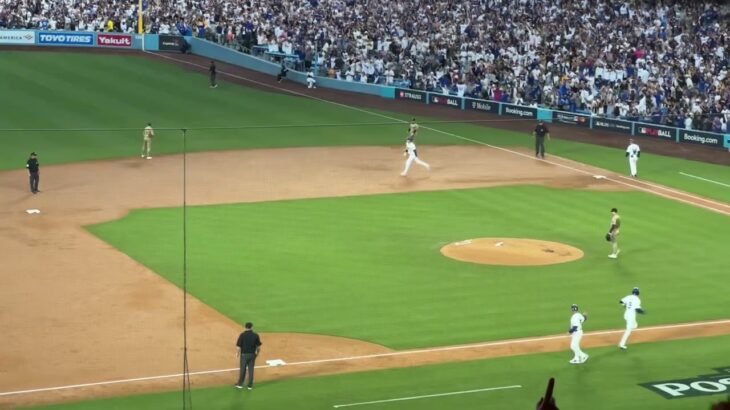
[
  {"x1": 608, "y1": 254, "x2": 617, "y2": 258},
  {"x1": 234, "y1": 385, "x2": 243, "y2": 389},
  {"x1": 146, "y1": 156, "x2": 152, "y2": 160},
  {"x1": 141, "y1": 154, "x2": 145, "y2": 158},
  {"x1": 619, "y1": 345, "x2": 627, "y2": 350},
  {"x1": 581, "y1": 354, "x2": 589, "y2": 363},
  {"x1": 569, "y1": 358, "x2": 581, "y2": 364},
  {"x1": 400, "y1": 172, "x2": 407, "y2": 176}
]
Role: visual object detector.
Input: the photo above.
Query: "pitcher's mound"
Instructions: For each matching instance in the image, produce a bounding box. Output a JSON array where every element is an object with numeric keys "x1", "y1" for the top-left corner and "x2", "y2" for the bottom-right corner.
[{"x1": 441, "y1": 238, "x2": 584, "y2": 266}]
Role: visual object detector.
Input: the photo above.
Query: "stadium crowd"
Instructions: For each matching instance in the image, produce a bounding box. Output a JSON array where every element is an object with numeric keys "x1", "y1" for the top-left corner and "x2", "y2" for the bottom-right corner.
[{"x1": 2, "y1": 0, "x2": 730, "y2": 130}]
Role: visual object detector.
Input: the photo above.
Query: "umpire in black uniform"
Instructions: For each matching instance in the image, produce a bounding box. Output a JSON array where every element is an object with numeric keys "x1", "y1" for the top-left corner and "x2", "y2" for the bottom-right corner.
[
  {"x1": 533, "y1": 120, "x2": 550, "y2": 159},
  {"x1": 26, "y1": 152, "x2": 40, "y2": 194},
  {"x1": 235, "y1": 322, "x2": 262, "y2": 390}
]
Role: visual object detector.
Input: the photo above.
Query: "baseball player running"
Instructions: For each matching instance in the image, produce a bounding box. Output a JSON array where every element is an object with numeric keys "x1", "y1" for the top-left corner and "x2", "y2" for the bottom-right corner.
[
  {"x1": 401, "y1": 136, "x2": 430, "y2": 176},
  {"x1": 607, "y1": 208, "x2": 621, "y2": 258},
  {"x1": 568, "y1": 304, "x2": 589, "y2": 364},
  {"x1": 618, "y1": 287, "x2": 645, "y2": 349},
  {"x1": 141, "y1": 122, "x2": 154, "y2": 159},
  {"x1": 626, "y1": 139, "x2": 641, "y2": 177},
  {"x1": 408, "y1": 118, "x2": 419, "y2": 138}
]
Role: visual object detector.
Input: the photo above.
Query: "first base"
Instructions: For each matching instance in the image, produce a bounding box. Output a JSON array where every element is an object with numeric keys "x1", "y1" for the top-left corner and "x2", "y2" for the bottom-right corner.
[
  {"x1": 25, "y1": 209, "x2": 41, "y2": 214},
  {"x1": 266, "y1": 359, "x2": 286, "y2": 367}
]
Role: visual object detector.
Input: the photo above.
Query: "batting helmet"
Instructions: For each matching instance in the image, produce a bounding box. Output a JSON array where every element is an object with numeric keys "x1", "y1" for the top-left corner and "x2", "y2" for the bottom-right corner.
[
  {"x1": 632, "y1": 287, "x2": 640, "y2": 295},
  {"x1": 571, "y1": 304, "x2": 579, "y2": 312}
]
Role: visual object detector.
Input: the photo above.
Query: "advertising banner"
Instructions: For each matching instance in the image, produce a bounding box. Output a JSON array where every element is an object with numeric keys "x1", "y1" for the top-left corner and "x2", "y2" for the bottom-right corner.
[
  {"x1": 0, "y1": 30, "x2": 35, "y2": 44},
  {"x1": 678, "y1": 129, "x2": 724, "y2": 148},
  {"x1": 592, "y1": 118, "x2": 633, "y2": 135},
  {"x1": 428, "y1": 94, "x2": 462, "y2": 109},
  {"x1": 395, "y1": 88, "x2": 426, "y2": 103},
  {"x1": 38, "y1": 32, "x2": 93, "y2": 46},
  {"x1": 634, "y1": 123, "x2": 676, "y2": 140},
  {"x1": 553, "y1": 111, "x2": 590, "y2": 127},
  {"x1": 159, "y1": 35, "x2": 185, "y2": 51},
  {"x1": 465, "y1": 98, "x2": 499, "y2": 114},
  {"x1": 640, "y1": 367, "x2": 730, "y2": 399},
  {"x1": 97, "y1": 33, "x2": 132, "y2": 48},
  {"x1": 502, "y1": 104, "x2": 537, "y2": 119}
]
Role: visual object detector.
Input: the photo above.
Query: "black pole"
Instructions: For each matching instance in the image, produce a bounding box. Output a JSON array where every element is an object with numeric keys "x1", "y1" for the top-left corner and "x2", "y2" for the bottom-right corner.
[{"x1": 182, "y1": 128, "x2": 192, "y2": 409}]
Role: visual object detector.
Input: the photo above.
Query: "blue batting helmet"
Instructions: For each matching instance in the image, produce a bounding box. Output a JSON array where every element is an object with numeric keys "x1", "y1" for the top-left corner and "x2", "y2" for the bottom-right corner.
[
  {"x1": 571, "y1": 304, "x2": 579, "y2": 312},
  {"x1": 632, "y1": 287, "x2": 640, "y2": 295}
]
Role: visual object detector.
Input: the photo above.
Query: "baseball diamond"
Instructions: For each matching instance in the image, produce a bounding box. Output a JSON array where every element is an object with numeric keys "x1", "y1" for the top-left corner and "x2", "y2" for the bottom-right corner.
[{"x1": 1, "y1": 38, "x2": 730, "y2": 410}]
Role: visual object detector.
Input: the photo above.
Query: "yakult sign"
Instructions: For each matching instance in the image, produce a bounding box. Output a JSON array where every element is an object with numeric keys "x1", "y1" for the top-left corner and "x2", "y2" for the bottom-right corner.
[{"x1": 97, "y1": 34, "x2": 132, "y2": 48}]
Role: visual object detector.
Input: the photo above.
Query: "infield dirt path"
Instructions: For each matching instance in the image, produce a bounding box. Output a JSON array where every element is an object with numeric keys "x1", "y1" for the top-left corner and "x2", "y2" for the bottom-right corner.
[{"x1": 0, "y1": 145, "x2": 728, "y2": 408}]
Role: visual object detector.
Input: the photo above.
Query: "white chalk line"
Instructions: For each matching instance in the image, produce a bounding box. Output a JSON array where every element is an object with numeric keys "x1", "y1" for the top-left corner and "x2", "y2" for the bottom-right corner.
[
  {"x1": 149, "y1": 52, "x2": 730, "y2": 216},
  {"x1": 2, "y1": 318, "x2": 729, "y2": 397},
  {"x1": 679, "y1": 172, "x2": 730, "y2": 188},
  {"x1": 331, "y1": 385, "x2": 522, "y2": 408}
]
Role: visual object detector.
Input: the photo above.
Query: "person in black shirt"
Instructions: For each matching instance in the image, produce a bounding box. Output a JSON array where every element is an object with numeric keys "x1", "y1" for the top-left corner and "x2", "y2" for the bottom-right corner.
[
  {"x1": 26, "y1": 152, "x2": 40, "y2": 194},
  {"x1": 235, "y1": 322, "x2": 262, "y2": 390},
  {"x1": 277, "y1": 61, "x2": 289, "y2": 83},
  {"x1": 209, "y1": 61, "x2": 218, "y2": 88},
  {"x1": 533, "y1": 120, "x2": 550, "y2": 159}
]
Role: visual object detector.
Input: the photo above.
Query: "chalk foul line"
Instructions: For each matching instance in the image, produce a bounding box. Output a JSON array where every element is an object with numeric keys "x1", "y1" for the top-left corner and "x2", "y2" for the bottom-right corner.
[
  {"x1": 679, "y1": 172, "x2": 730, "y2": 188},
  {"x1": 332, "y1": 385, "x2": 522, "y2": 408},
  {"x1": 2, "y1": 318, "x2": 729, "y2": 397}
]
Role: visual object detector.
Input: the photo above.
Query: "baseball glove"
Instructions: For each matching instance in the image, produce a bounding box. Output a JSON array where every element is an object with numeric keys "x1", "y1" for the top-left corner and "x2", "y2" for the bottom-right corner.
[{"x1": 605, "y1": 233, "x2": 612, "y2": 241}]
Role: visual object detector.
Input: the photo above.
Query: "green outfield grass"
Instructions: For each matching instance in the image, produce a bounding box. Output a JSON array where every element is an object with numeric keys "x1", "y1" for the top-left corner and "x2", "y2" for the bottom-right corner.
[
  {"x1": 0, "y1": 52, "x2": 728, "y2": 202},
  {"x1": 26, "y1": 334, "x2": 730, "y2": 410},
  {"x1": 88, "y1": 186, "x2": 730, "y2": 349}
]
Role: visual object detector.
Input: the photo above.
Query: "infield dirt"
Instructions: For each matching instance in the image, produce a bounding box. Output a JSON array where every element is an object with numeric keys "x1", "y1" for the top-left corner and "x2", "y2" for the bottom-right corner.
[{"x1": 1, "y1": 145, "x2": 728, "y2": 408}]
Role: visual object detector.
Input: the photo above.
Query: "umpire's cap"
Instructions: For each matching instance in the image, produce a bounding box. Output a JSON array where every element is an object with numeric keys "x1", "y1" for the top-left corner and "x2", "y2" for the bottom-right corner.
[
  {"x1": 632, "y1": 287, "x2": 640, "y2": 295},
  {"x1": 571, "y1": 304, "x2": 579, "y2": 312}
]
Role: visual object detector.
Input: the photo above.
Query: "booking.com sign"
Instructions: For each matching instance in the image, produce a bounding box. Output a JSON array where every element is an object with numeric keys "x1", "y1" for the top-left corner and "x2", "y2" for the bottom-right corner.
[
  {"x1": 38, "y1": 32, "x2": 93, "y2": 46},
  {"x1": 724, "y1": 134, "x2": 730, "y2": 149}
]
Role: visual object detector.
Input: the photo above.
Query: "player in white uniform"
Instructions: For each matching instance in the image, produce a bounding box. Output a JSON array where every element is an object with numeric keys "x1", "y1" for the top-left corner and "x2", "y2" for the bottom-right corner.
[
  {"x1": 568, "y1": 304, "x2": 589, "y2": 364},
  {"x1": 626, "y1": 139, "x2": 641, "y2": 177},
  {"x1": 618, "y1": 287, "x2": 645, "y2": 349},
  {"x1": 401, "y1": 136, "x2": 430, "y2": 176},
  {"x1": 306, "y1": 70, "x2": 317, "y2": 89}
]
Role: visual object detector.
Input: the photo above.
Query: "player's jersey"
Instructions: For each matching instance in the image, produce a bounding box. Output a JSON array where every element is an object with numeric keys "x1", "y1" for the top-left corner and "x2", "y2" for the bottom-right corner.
[
  {"x1": 570, "y1": 312, "x2": 585, "y2": 332},
  {"x1": 611, "y1": 214, "x2": 621, "y2": 229},
  {"x1": 626, "y1": 143, "x2": 640, "y2": 158},
  {"x1": 405, "y1": 140, "x2": 418, "y2": 156},
  {"x1": 144, "y1": 126, "x2": 154, "y2": 139},
  {"x1": 409, "y1": 123, "x2": 419, "y2": 136},
  {"x1": 621, "y1": 295, "x2": 642, "y2": 318}
]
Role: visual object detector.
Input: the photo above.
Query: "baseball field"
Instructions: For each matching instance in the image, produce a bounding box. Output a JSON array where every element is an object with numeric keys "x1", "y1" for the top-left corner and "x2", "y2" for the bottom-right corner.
[{"x1": 1, "y1": 50, "x2": 729, "y2": 410}]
